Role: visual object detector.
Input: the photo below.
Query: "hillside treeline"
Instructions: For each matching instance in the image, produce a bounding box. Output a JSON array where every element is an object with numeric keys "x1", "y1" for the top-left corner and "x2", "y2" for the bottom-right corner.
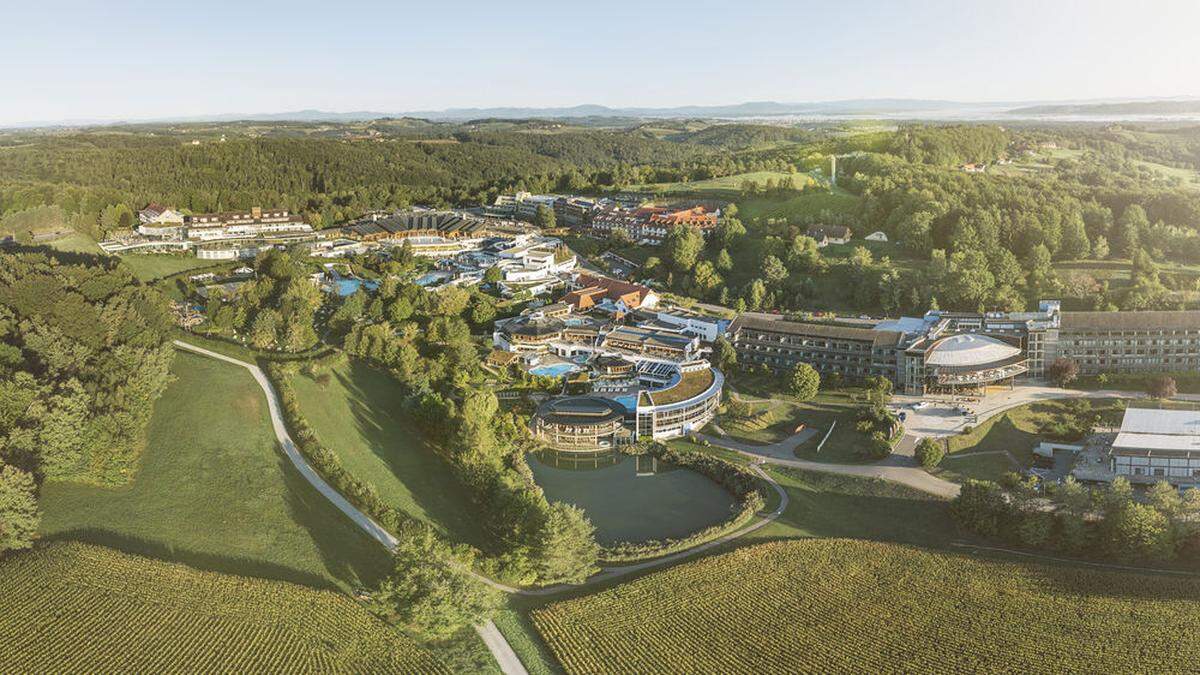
[{"x1": 0, "y1": 250, "x2": 175, "y2": 485}]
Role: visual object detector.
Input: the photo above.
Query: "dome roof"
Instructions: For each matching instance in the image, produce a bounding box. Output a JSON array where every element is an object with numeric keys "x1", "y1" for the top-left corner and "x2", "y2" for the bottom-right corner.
[{"x1": 926, "y1": 334, "x2": 1022, "y2": 368}]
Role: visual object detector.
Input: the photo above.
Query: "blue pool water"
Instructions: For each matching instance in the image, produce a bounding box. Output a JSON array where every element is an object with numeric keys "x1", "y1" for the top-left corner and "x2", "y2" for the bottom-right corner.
[
  {"x1": 415, "y1": 272, "x2": 449, "y2": 287},
  {"x1": 335, "y1": 279, "x2": 379, "y2": 296},
  {"x1": 613, "y1": 395, "x2": 638, "y2": 412},
  {"x1": 529, "y1": 363, "x2": 580, "y2": 378}
]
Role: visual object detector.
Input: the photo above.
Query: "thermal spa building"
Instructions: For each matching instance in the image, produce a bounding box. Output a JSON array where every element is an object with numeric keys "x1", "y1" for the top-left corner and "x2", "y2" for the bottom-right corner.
[
  {"x1": 730, "y1": 302, "x2": 1200, "y2": 395},
  {"x1": 531, "y1": 362, "x2": 724, "y2": 452}
]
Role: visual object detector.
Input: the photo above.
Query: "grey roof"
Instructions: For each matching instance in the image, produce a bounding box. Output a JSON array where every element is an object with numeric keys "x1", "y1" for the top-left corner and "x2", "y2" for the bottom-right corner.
[
  {"x1": 535, "y1": 396, "x2": 625, "y2": 426},
  {"x1": 1114, "y1": 408, "x2": 1200, "y2": 454},
  {"x1": 730, "y1": 313, "x2": 903, "y2": 347},
  {"x1": 925, "y1": 334, "x2": 1023, "y2": 368},
  {"x1": 1062, "y1": 311, "x2": 1200, "y2": 331}
]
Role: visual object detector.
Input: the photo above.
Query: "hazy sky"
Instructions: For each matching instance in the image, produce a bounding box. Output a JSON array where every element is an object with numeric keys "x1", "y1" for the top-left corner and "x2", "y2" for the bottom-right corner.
[{"x1": 2, "y1": 0, "x2": 1197, "y2": 125}]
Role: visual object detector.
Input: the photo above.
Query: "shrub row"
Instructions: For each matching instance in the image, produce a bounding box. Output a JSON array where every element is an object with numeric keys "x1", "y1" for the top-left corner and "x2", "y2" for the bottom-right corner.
[
  {"x1": 264, "y1": 363, "x2": 446, "y2": 548},
  {"x1": 601, "y1": 444, "x2": 766, "y2": 563}
]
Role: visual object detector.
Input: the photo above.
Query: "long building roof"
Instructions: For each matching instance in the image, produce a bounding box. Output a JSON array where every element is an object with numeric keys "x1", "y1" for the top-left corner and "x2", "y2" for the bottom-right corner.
[
  {"x1": 1113, "y1": 408, "x2": 1200, "y2": 454},
  {"x1": 1062, "y1": 310, "x2": 1200, "y2": 331},
  {"x1": 730, "y1": 313, "x2": 903, "y2": 347}
]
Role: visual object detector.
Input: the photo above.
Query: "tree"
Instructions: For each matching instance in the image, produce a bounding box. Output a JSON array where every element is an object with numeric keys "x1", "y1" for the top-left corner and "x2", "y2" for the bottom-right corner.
[
  {"x1": 714, "y1": 248, "x2": 733, "y2": 272},
  {"x1": 1103, "y1": 501, "x2": 1174, "y2": 562},
  {"x1": 712, "y1": 336, "x2": 737, "y2": 373},
  {"x1": 744, "y1": 279, "x2": 767, "y2": 311},
  {"x1": 1059, "y1": 214, "x2": 1091, "y2": 260},
  {"x1": 713, "y1": 217, "x2": 746, "y2": 249},
  {"x1": 1114, "y1": 205, "x2": 1147, "y2": 259},
  {"x1": 1147, "y1": 480, "x2": 1183, "y2": 523},
  {"x1": 483, "y1": 266, "x2": 503, "y2": 284},
  {"x1": 914, "y1": 438, "x2": 945, "y2": 468},
  {"x1": 0, "y1": 464, "x2": 39, "y2": 554},
  {"x1": 372, "y1": 525, "x2": 500, "y2": 639},
  {"x1": 951, "y1": 480, "x2": 1010, "y2": 538},
  {"x1": 867, "y1": 431, "x2": 893, "y2": 459},
  {"x1": 788, "y1": 363, "x2": 820, "y2": 401},
  {"x1": 534, "y1": 204, "x2": 556, "y2": 229},
  {"x1": 761, "y1": 255, "x2": 788, "y2": 286},
  {"x1": 531, "y1": 502, "x2": 599, "y2": 585},
  {"x1": 1148, "y1": 375, "x2": 1177, "y2": 400},
  {"x1": 248, "y1": 309, "x2": 280, "y2": 349},
  {"x1": 1046, "y1": 358, "x2": 1080, "y2": 387},
  {"x1": 663, "y1": 225, "x2": 705, "y2": 272}
]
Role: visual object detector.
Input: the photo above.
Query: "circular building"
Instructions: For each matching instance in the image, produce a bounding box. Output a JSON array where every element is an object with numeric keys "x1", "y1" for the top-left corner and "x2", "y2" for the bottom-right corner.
[
  {"x1": 533, "y1": 396, "x2": 631, "y2": 452},
  {"x1": 923, "y1": 334, "x2": 1027, "y2": 391}
]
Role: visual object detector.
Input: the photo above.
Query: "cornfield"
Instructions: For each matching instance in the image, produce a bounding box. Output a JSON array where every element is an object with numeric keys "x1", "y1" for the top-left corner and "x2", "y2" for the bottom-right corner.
[
  {"x1": 533, "y1": 539, "x2": 1200, "y2": 674},
  {"x1": 0, "y1": 543, "x2": 447, "y2": 674}
]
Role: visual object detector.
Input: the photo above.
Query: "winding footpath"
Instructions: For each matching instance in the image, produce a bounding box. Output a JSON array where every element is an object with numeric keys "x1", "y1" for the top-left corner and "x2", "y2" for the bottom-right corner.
[
  {"x1": 172, "y1": 341, "x2": 529, "y2": 674},
  {"x1": 174, "y1": 341, "x2": 794, "y2": 673}
]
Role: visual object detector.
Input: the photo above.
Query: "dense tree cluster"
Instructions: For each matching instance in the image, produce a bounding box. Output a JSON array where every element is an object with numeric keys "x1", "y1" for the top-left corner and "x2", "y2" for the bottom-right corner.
[
  {"x1": 0, "y1": 251, "x2": 175, "y2": 485},
  {"x1": 953, "y1": 475, "x2": 1200, "y2": 563},
  {"x1": 337, "y1": 278, "x2": 599, "y2": 585},
  {"x1": 199, "y1": 249, "x2": 322, "y2": 352},
  {"x1": 886, "y1": 125, "x2": 1010, "y2": 166}
]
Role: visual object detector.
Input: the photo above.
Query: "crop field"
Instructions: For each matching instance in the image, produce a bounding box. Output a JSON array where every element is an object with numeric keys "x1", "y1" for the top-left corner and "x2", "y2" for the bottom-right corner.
[
  {"x1": 0, "y1": 543, "x2": 447, "y2": 673},
  {"x1": 532, "y1": 539, "x2": 1200, "y2": 674}
]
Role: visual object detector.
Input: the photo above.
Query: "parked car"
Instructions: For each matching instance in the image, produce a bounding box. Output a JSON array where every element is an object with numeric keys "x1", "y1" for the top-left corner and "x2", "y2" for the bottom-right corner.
[{"x1": 912, "y1": 401, "x2": 930, "y2": 410}]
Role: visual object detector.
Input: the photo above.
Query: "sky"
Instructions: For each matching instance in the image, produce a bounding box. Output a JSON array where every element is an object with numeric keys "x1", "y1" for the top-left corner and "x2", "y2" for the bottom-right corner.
[{"x1": 1, "y1": 0, "x2": 1197, "y2": 125}]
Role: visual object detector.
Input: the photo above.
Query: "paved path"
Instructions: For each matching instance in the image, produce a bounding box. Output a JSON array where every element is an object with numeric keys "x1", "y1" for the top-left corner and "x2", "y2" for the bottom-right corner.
[
  {"x1": 894, "y1": 384, "x2": 1200, "y2": 440},
  {"x1": 173, "y1": 341, "x2": 796, "y2": 671},
  {"x1": 695, "y1": 431, "x2": 961, "y2": 499},
  {"x1": 172, "y1": 342, "x2": 529, "y2": 675}
]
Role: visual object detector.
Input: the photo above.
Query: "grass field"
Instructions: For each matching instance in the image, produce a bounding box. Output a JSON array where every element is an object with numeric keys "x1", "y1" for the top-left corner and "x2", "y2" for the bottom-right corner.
[
  {"x1": 748, "y1": 467, "x2": 955, "y2": 546},
  {"x1": 727, "y1": 379, "x2": 878, "y2": 463},
  {"x1": 0, "y1": 543, "x2": 446, "y2": 673},
  {"x1": 932, "y1": 398, "x2": 1127, "y2": 483},
  {"x1": 735, "y1": 188, "x2": 859, "y2": 225},
  {"x1": 288, "y1": 360, "x2": 490, "y2": 548},
  {"x1": 632, "y1": 171, "x2": 817, "y2": 198},
  {"x1": 44, "y1": 231, "x2": 102, "y2": 253},
  {"x1": 718, "y1": 399, "x2": 808, "y2": 445},
  {"x1": 118, "y1": 253, "x2": 224, "y2": 281},
  {"x1": 532, "y1": 538, "x2": 1200, "y2": 673},
  {"x1": 39, "y1": 351, "x2": 393, "y2": 591}
]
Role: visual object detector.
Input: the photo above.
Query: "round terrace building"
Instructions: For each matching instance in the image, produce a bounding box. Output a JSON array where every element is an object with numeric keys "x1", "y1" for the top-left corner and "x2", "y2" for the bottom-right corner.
[
  {"x1": 913, "y1": 334, "x2": 1028, "y2": 393},
  {"x1": 532, "y1": 396, "x2": 632, "y2": 452}
]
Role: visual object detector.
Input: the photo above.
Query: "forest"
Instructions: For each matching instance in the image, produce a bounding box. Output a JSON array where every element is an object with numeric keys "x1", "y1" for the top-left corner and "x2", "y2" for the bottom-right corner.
[{"x1": 0, "y1": 250, "x2": 175, "y2": 553}]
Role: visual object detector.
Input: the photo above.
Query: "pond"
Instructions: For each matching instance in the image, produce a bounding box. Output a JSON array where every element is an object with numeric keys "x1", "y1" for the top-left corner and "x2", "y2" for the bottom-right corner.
[{"x1": 527, "y1": 451, "x2": 737, "y2": 545}]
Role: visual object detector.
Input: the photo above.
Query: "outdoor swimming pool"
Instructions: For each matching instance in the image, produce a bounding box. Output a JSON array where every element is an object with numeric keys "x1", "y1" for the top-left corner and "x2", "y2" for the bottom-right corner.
[
  {"x1": 527, "y1": 451, "x2": 736, "y2": 545},
  {"x1": 528, "y1": 363, "x2": 580, "y2": 378},
  {"x1": 334, "y1": 278, "x2": 379, "y2": 296}
]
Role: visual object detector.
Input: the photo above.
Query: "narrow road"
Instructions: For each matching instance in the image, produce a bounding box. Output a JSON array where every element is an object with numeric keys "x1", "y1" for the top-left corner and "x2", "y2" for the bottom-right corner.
[
  {"x1": 174, "y1": 341, "x2": 798, "y2": 672},
  {"x1": 173, "y1": 341, "x2": 530, "y2": 674},
  {"x1": 695, "y1": 430, "x2": 961, "y2": 499}
]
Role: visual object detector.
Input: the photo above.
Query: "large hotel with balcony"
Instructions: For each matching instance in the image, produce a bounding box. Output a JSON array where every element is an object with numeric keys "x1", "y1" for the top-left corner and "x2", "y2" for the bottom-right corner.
[{"x1": 729, "y1": 302, "x2": 1200, "y2": 395}]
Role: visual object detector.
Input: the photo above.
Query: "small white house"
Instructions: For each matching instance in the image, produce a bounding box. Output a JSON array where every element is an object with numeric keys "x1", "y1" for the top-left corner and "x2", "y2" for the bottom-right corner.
[{"x1": 865, "y1": 231, "x2": 889, "y2": 242}]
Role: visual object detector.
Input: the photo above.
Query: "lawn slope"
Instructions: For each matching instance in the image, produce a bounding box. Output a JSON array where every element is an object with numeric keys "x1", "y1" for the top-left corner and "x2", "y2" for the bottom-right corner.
[
  {"x1": 288, "y1": 360, "x2": 489, "y2": 548},
  {"x1": 533, "y1": 539, "x2": 1200, "y2": 674},
  {"x1": 0, "y1": 543, "x2": 445, "y2": 673},
  {"x1": 39, "y1": 350, "x2": 392, "y2": 591}
]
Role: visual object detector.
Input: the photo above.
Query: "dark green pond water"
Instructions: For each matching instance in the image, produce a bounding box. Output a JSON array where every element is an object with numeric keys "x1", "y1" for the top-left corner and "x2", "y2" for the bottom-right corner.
[{"x1": 527, "y1": 451, "x2": 737, "y2": 545}]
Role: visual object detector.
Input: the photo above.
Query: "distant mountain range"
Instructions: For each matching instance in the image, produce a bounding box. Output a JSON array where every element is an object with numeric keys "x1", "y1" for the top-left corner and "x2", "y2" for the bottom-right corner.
[
  {"x1": 1007, "y1": 99, "x2": 1200, "y2": 115},
  {"x1": 6, "y1": 97, "x2": 1200, "y2": 129}
]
